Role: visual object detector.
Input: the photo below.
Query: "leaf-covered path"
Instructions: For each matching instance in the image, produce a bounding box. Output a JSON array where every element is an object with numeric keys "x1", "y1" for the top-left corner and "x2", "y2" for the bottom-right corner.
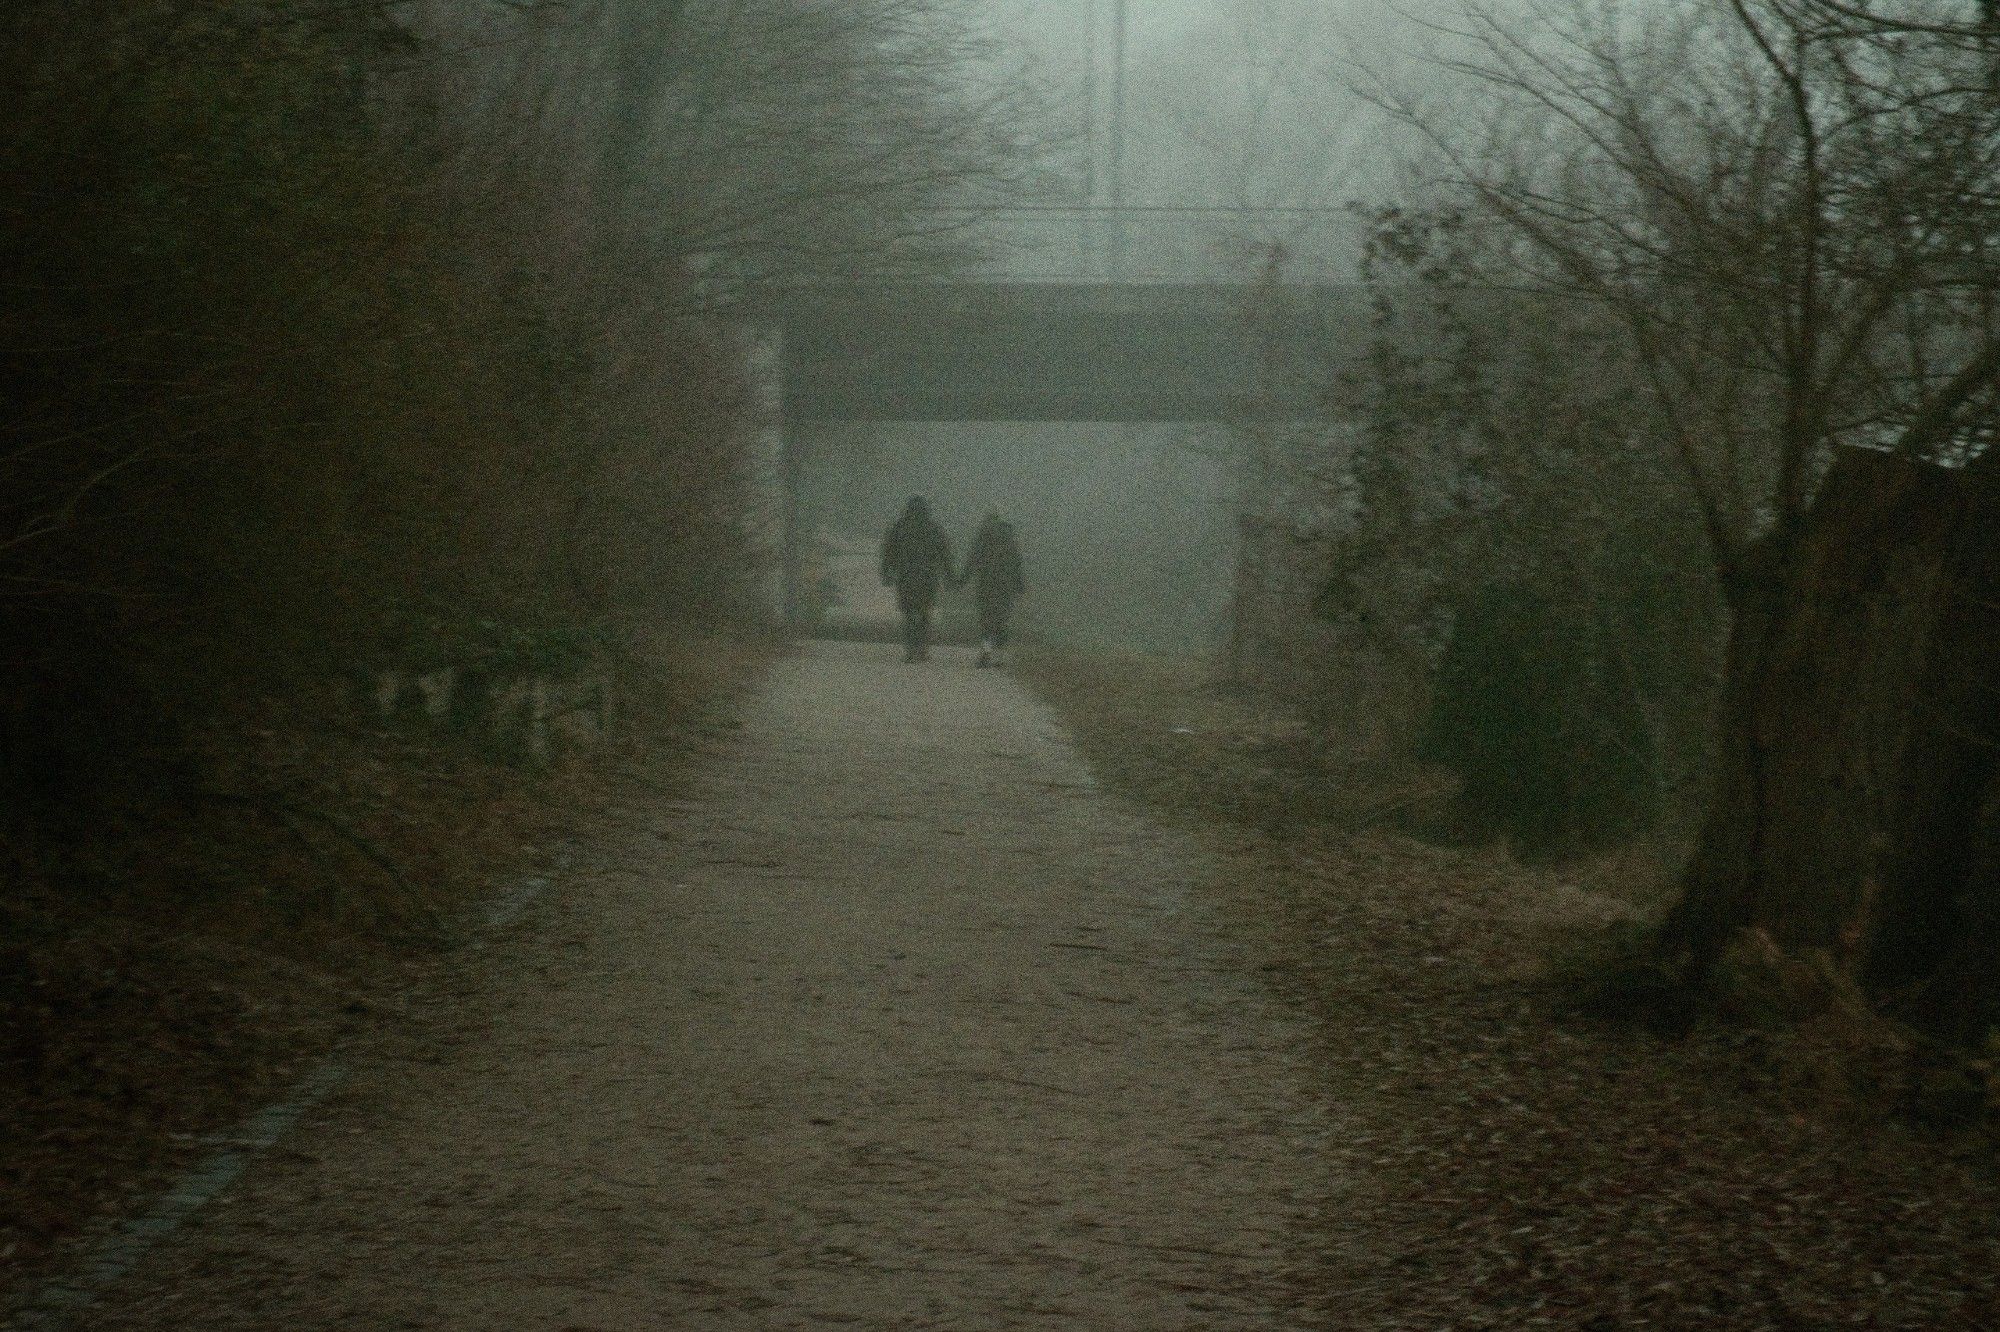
[
  {"x1": 1028, "y1": 651, "x2": 2000, "y2": 1332},
  {"x1": 59, "y1": 643, "x2": 1336, "y2": 1330}
]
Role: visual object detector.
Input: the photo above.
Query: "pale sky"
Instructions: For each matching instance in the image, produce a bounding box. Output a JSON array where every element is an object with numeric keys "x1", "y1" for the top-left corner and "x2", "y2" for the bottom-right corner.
[{"x1": 961, "y1": 1, "x2": 1424, "y2": 281}]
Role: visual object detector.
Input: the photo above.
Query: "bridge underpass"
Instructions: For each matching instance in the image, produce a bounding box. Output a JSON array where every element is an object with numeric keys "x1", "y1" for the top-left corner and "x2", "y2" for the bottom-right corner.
[{"x1": 759, "y1": 281, "x2": 1367, "y2": 621}]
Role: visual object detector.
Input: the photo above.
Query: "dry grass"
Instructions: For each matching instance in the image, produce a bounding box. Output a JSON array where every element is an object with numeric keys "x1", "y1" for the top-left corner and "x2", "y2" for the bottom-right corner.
[
  {"x1": 0, "y1": 631, "x2": 768, "y2": 1286},
  {"x1": 1015, "y1": 646, "x2": 1455, "y2": 835},
  {"x1": 1024, "y1": 646, "x2": 2000, "y2": 1330}
]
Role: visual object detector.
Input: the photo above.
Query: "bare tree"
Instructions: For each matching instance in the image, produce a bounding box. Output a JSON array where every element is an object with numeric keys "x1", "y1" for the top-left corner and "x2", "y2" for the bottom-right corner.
[
  {"x1": 1361, "y1": 0, "x2": 2000, "y2": 1005},
  {"x1": 570, "y1": 0, "x2": 1045, "y2": 295},
  {"x1": 0, "y1": 0, "x2": 1052, "y2": 806}
]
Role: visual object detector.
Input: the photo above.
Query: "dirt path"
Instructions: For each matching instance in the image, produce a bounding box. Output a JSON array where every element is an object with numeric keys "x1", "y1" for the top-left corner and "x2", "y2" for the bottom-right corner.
[{"x1": 57, "y1": 643, "x2": 1334, "y2": 1330}]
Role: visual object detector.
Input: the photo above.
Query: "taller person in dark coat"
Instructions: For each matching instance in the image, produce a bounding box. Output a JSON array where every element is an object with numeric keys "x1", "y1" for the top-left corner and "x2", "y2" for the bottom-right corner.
[{"x1": 880, "y1": 497, "x2": 954, "y2": 662}]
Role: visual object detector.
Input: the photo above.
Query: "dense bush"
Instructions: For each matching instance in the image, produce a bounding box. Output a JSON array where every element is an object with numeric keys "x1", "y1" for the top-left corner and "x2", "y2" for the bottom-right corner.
[
  {"x1": 1422, "y1": 583, "x2": 1661, "y2": 860},
  {"x1": 1234, "y1": 237, "x2": 1728, "y2": 858},
  {"x1": 0, "y1": 0, "x2": 1031, "y2": 803}
]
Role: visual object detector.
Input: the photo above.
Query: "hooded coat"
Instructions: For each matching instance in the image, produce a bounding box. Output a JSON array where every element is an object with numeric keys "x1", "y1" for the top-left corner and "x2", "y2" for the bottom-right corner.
[
  {"x1": 963, "y1": 517, "x2": 1025, "y2": 610},
  {"x1": 880, "y1": 501, "x2": 953, "y2": 611}
]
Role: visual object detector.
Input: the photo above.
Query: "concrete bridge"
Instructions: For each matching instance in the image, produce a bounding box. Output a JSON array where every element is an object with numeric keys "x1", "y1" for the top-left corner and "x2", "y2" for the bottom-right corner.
[
  {"x1": 763, "y1": 281, "x2": 1369, "y2": 425},
  {"x1": 753, "y1": 280, "x2": 1369, "y2": 620}
]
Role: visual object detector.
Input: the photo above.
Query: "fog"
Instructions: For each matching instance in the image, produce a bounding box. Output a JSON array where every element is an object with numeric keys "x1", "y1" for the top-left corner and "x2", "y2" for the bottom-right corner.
[
  {"x1": 14, "y1": 2, "x2": 2000, "y2": 1322},
  {"x1": 793, "y1": 1, "x2": 1447, "y2": 655},
  {"x1": 960, "y1": 0, "x2": 1441, "y2": 283},
  {"x1": 796, "y1": 422, "x2": 1236, "y2": 652}
]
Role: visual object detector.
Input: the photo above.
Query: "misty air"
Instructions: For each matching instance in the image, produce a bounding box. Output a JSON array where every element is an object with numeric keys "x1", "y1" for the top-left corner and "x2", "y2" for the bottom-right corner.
[{"x1": 4, "y1": 2, "x2": 1999, "y2": 1329}]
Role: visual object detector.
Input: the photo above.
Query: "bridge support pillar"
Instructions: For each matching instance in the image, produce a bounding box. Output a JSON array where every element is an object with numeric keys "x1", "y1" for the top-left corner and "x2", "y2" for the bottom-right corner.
[
  {"x1": 744, "y1": 325, "x2": 806, "y2": 630},
  {"x1": 778, "y1": 425, "x2": 805, "y2": 629}
]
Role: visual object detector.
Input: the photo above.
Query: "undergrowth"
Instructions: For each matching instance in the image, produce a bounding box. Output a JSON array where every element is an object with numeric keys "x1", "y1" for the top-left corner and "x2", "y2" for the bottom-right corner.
[
  {"x1": 1021, "y1": 643, "x2": 2000, "y2": 1328},
  {"x1": 0, "y1": 631, "x2": 769, "y2": 1286}
]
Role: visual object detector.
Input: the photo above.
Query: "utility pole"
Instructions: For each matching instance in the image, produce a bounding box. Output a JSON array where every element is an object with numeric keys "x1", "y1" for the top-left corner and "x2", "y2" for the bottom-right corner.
[
  {"x1": 1080, "y1": 0, "x2": 1099, "y2": 278},
  {"x1": 1107, "y1": 0, "x2": 1129, "y2": 279}
]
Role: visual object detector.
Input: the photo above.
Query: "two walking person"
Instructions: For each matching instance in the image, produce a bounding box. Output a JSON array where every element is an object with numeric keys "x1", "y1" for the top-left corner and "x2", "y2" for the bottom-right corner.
[{"x1": 879, "y1": 497, "x2": 1025, "y2": 666}]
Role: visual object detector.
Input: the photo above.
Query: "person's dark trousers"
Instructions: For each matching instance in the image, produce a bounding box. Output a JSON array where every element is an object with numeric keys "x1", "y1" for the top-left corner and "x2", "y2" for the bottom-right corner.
[
  {"x1": 977, "y1": 598, "x2": 1013, "y2": 648},
  {"x1": 898, "y1": 589, "x2": 935, "y2": 661}
]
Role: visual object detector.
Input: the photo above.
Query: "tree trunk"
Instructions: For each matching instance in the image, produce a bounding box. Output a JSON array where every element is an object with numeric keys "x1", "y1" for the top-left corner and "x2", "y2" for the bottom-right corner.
[{"x1": 1664, "y1": 451, "x2": 2000, "y2": 1033}]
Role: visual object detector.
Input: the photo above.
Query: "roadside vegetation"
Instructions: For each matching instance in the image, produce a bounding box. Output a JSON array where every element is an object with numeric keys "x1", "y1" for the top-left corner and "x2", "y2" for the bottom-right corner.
[
  {"x1": 1220, "y1": 0, "x2": 2000, "y2": 1102},
  {"x1": 1022, "y1": 647, "x2": 2000, "y2": 1329},
  {"x1": 0, "y1": 0, "x2": 1036, "y2": 1282}
]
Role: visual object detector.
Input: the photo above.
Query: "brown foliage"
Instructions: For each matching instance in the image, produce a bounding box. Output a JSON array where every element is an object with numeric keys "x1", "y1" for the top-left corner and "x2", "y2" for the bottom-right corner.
[
  {"x1": 0, "y1": 0, "x2": 1027, "y2": 1262},
  {"x1": 1345, "y1": 0, "x2": 2000, "y2": 1033},
  {"x1": 1031, "y1": 641, "x2": 2000, "y2": 1328},
  {"x1": 0, "y1": 3, "x2": 763, "y2": 748}
]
